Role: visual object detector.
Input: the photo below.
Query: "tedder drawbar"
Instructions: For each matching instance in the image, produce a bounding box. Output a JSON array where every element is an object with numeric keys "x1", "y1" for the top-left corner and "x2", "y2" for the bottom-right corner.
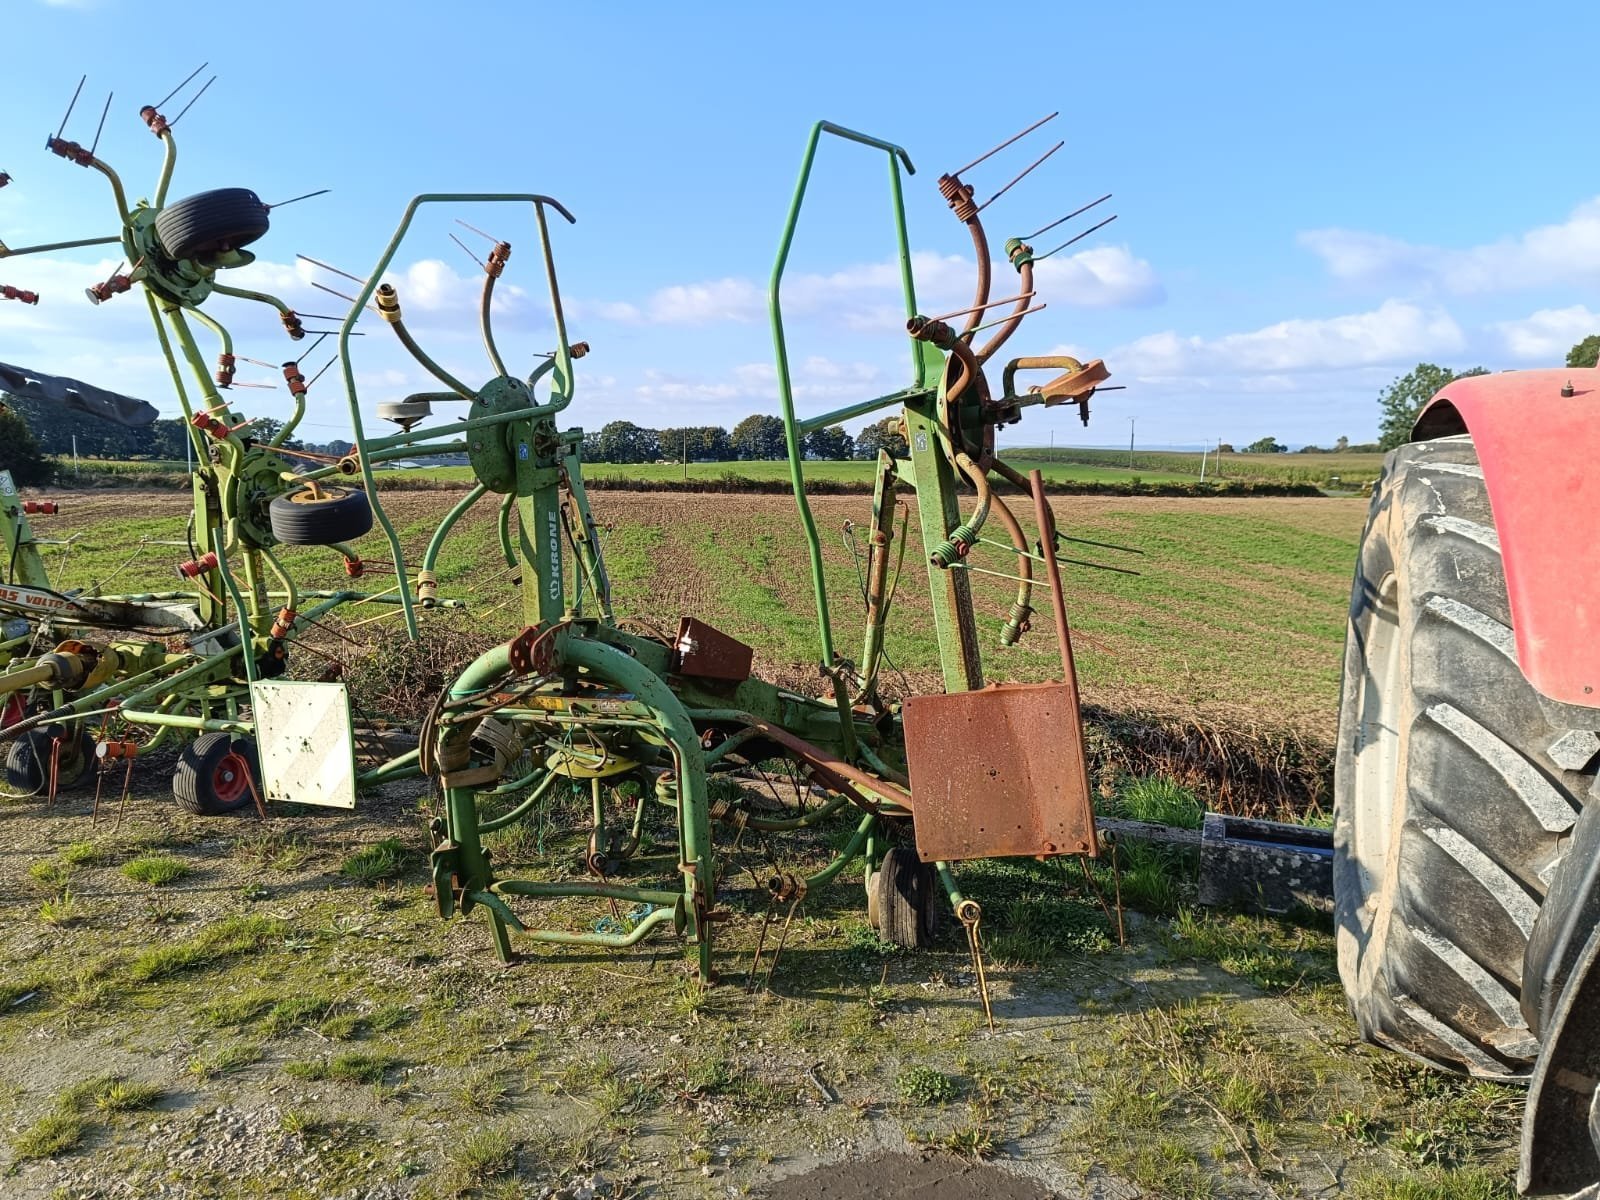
[{"x1": 1, "y1": 80, "x2": 1169, "y2": 986}]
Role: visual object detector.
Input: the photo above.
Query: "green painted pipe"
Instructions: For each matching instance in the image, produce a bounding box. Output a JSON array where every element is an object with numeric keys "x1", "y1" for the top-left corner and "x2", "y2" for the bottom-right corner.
[
  {"x1": 477, "y1": 770, "x2": 558, "y2": 832},
  {"x1": 804, "y1": 812, "x2": 876, "y2": 890},
  {"x1": 422, "y1": 482, "x2": 487, "y2": 576}
]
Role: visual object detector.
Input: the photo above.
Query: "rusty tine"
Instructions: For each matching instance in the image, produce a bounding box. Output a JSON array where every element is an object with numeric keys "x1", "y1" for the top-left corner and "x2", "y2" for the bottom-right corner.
[
  {"x1": 978, "y1": 140, "x2": 1063, "y2": 213},
  {"x1": 947, "y1": 112, "x2": 1059, "y2": 178},
  {"x1": 153, "y1": 63, "x2": 208, "y2": 112},
  {"x1": 1035, "y1": 214, "x2": 1119, "y2": 262},
  {"x1": 55, "y1": 75, "x2": 86, "y2": 140},
  {"x1": 967, "y1": 303, "x2": 1046, "y2": 334},
  {"x1": 298, "y1": 254, "x2": 369, "y2": 286},
  {"x1": 1023, "y1": 193, "x2": 1112, "y2": 242},
  {"x1": 926, "y1": 291, "x2": 1035, "y2": 325},
  {"x1": 450, "y1": 232, "x2": 487, "y2": 271},
  {"x1": 455, "y1": 218, "x2": 500, "y2": 245},
  {"x1": 169, "y1": 75, "x2": 215, "y2": 126},
  {"x1": 88, "y1": 92, "x2": 113, "y2": 158}
]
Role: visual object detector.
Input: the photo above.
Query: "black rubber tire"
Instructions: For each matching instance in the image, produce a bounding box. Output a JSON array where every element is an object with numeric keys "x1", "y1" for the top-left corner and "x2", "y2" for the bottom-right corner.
[
  {"x1": 172, "y1": 732, "x2": 260, "y2": 816},
  {"x1": 268, "y1": 486, "x2": 373, "y2": 546},
  {"x1": 5, "y1": 727, "x2": 95, "y2": 794},
  {"x1": 154, "y1": 188, "x2": 271, "y2": 260},
  {"x1": 1335, "y1": 435, "x2": 1595, "y2": 1079},
  {"x1": 873, "y1": 847, "x2": 938, "y2": 948}
]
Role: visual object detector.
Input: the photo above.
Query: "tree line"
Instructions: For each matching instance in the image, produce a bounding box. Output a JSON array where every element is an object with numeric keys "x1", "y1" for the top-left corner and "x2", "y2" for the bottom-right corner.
[{"x1": 582, "y1": 415, "x2": 908, "y2": 463}]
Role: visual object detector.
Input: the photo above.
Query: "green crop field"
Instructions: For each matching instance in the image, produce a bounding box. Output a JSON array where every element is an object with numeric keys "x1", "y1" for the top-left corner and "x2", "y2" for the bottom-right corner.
[{"x1": 1013, "y1": 446, "x2": 1388, "y2": 489}]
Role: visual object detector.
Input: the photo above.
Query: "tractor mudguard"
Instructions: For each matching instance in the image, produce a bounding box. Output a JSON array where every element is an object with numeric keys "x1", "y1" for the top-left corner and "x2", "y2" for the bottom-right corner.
[{"x1": 1413, "y1": 368, "x2": 1600, "y2": 707}]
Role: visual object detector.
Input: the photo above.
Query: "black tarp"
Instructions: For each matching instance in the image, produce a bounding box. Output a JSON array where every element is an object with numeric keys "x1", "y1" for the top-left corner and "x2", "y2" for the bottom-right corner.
[{"x1": 0, "y1": 361, "x2": 159, "y2": 427}]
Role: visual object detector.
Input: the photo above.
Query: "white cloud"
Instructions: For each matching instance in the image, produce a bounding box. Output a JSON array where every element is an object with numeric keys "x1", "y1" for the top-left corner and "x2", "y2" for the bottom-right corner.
[
  {"x1": 1300, "y1": 197, "x2": 1600, "y2": 294},
  {"x1": 1493, "y1": 304, "x2": 1600, "y2": 362},
  {"x1": 1116, "y1": 300, "x2": 1465, "y2": 380},
  {"x1": 578, "y1": 244, "x2": 1162, "y2": 330}
]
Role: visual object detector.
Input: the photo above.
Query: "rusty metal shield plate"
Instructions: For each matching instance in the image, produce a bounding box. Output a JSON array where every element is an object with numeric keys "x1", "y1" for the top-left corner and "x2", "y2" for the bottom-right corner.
[
  {"x1": 903, "y1": 681, "x2": 1097, "y2": 862},
  {"x1": 672, "y1": 617, "x2": 754, "y2": 682}
]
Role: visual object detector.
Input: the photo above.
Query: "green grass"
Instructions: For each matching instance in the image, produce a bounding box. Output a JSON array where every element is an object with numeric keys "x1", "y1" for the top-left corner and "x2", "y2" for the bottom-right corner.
[
  {"x1": 339, "y1": 838, "x2": 410, "y2": 884},
  {"x1": 284, "y1": 1050, "x2": 398, "y2": 1085},
  {"x1": 120, "y1": 855, "x2": 191, "y2": 887},
  {"x1": 1013, "y1": 445, "x2": 1386, "y2": 488},
  {"x1": 128, "y1": 915, "x2": 284, "y2": 981},
  {"x1": 9, "y1": 1110, "x2": 89, "y2": 1160}
]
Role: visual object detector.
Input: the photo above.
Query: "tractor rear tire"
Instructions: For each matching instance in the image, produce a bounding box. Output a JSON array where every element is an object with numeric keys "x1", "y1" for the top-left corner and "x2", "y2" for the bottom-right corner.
[
  {"x1": 173, "y1": 732, "x2": 260, "y2": 816},
  {"x1": 1335, "y1": 435, "x2": 1595, "y2": 1078},
  {"x1": 268, "y1": 486, "x2": 373, "y2": 547},
  {"x1": 871, "y1": 847, "x2": 939, "y2": 948},
  {"x1": 154, "y1": 188, "x2": 271, "y2": 260}
]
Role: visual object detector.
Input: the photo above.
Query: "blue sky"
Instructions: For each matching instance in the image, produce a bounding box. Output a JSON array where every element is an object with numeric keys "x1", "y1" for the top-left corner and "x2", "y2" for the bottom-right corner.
[{"x1": 4, "y1": 0, "x2": 1599, "y2": 451}]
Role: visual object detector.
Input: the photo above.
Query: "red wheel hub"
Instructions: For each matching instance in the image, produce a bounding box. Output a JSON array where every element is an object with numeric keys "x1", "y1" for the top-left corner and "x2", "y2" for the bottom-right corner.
[{"x1": 212, "y1": 751, "x2": 250, "y2": 803}]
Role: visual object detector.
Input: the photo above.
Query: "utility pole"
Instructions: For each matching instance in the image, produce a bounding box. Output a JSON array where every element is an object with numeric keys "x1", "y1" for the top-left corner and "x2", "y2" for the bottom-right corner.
[
  {"x1": 1128, "y1": 417, "x2": 1135, "y2": 469},
  {"x1": 72, "y1": 434, "x2": 79, "y2": 476},
  {"x1": 682, "y1": 430, "x2": 688, "y2": 482},
  {"x1": 1199, "y1": 443, "x2": 1208, "y2": 482}
]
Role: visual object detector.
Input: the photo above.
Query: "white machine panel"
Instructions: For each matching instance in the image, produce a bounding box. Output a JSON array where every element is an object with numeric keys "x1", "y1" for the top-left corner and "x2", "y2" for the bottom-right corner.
[{"x1": 249, "y1": 680, "x2": 358, "y2": 809}]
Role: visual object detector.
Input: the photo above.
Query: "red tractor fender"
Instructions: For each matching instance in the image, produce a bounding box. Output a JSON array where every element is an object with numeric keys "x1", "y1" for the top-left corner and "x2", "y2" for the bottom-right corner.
[{"x1": 1413, "y1": 367, "x2": 1600, "y2": 707}]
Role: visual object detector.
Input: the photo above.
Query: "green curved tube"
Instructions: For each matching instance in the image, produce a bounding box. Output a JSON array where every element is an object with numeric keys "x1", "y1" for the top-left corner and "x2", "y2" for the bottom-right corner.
[{"x1": 423, "y1": 482, "x2": 487, "y2": 575}]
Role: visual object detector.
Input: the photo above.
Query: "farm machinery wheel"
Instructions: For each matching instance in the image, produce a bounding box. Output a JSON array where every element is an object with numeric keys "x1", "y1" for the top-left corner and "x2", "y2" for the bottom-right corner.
[
  {"x1": 5, "y1": 726, "x2": 95, "y2": 794},
  {"x1": 1335, "y1": 435, "x2": 1592, "y2": 1078},
  {"x1": 268, "y1": 486, "x2": 373, "y2": 546},
  {"x1": 173, "y1": 732, "x2": 260, "y2": 816},
  {"x1": 154, "y1": 188, "x2": 271, "y2": 260},
  {"x1": 868, "y1": 847, "x2": 939, "y2": 948}
]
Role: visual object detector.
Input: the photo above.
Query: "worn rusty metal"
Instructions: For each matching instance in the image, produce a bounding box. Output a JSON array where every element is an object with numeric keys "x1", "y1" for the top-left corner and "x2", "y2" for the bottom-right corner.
[
  {"x1": 671, "y1": 617, "x2": 753, "y2": 682},
  {"x1": 903, "y1": 680, "x2": 1096, "y2": 862}
]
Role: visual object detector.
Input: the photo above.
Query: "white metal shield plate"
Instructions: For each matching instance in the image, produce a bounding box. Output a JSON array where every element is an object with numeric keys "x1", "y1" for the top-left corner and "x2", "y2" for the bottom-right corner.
[{"x1": 249, "y1": 681, "x2": 357, "y2": 809}]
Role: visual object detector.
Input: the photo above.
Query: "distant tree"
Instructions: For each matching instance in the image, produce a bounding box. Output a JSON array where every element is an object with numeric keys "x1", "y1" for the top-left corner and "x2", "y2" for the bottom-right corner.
[
  {"x1": 1346, "y1": 442, "x2": 1382, "y2": 453},
  {"x1": 249, "y1": 416, "x2": 302, "y2": 449},
  {"x1": 660, "y1": 425, "x2": 732, "y2": 462},
  {"x1": 1569, "y1": 335, "x2": 1600, "y2": 369},
  {"x1": 1334, "y1": 435, "x2": 1349, "y2": 452},
  {"x1": 730, "y1": 414, "x2": 787, "y2": 460},
  {"x1": 804, "y1": 425, "x2": 854, "y2": 461},
  {"x1": 1243, "y1": 436, "x2": 1286, "y2": 454},
  {"x1": 1378, "y1": 362, "x2": 1489, "y2": 451},
  {"x1": 0, "y1": 404, "x2": 52, "y2": 486},
  {"x1": 1296, "y1": 444, "x2": 1328, "y2": 454},
  {"x1": 1217, "y1": 442, "x2": 1235, "y2": 454},
  {"x1": 581, "y1": 430, "x2": 603, "y2": 462},
  {"x1": 596, "y1": 420, "x2": 659, "y2": 464},
  {"x1": 854, "y1": 416, "x2": 909, "y2": 460}
]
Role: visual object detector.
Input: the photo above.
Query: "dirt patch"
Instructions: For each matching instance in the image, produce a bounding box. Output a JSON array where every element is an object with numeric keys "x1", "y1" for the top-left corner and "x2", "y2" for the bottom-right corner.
[{"x1": 762, "y1": 1150, "x2": 1059, "y2": 1199}]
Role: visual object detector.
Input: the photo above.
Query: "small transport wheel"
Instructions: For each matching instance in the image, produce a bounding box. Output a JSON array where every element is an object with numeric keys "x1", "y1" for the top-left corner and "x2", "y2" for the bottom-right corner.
[
  {"x1": 871, "y1": 847, "x2": 939, "y2": 948},
  {"x1": 5, "y1": 726, "x2": 95, "y2": 794},
  {"x1": 173, "y1": 732, "x2": 260, "y2": 816},
  {"x1": 154, "y1": 188, "x2": 271, "y2": 260},
  {"x1": 267, "y1": 486, "x2": 373, "y2": 546}
]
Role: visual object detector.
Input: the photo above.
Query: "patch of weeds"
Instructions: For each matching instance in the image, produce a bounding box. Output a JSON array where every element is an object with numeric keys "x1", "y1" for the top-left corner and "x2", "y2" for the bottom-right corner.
[
  {"x1": 93, "y1": 1079, "x2": 162, "y2": 1113},
  {"x1": 128, "y1": 914, "x2": 284, "y2": 981},
  {"x1": 1108, "y1": 1138, "x2": 1215, "y2": 1200},
  {"x1": 120, "y1": 854, "x2": 191, "y2": 887},
  {"x1": 913, "y1": 1120, "x2": 996, "y2": 1160},
  {"x1": 368, "y1": 1002, "x2": 413, "y2": 1032},
  {"x1": 676, "y1": 1054, "x2": 737, "y2": 1097},
  {"x1": 444, "y1": 1125, "x2": 519, "y2": 1191},
  {"x1": 1351, "y1": 1167, "x2": 1514, "y2": 1200},
  {"x1": 284, "y1": 1050, "x2": 398, "y2": 1085},
  {"x1": 239, "y1": 882, "x2": 271, "y2": 902},
  {"x1": 56, "y1": 1074, "x2": 130, "y2": 1113},
  {"x1": 1115, "y1": 775, "x2": 1204, "y2": 828},
  {"x1": 0, "y1": 978, "x2": 45, "y2": 1010},
  {"x1": 842, "y1": 921, "x2": 906, "y2": 959},
  {"x1": 340, "y1": 838, "x2": 410, "y2": 884},
  {"x1": 233, "y1": 828, "x2": 312, "y2": 871},
  {"x1": 1326, "y1": 1106, "x2": 1383, "y2": 1145},
  {"x1": 318, "y1": 1011, "x2": 363, "y2": 1040},
  {"x1": 594, "y1": 1076, "x2": 655, "y2": 1119},
  {"x1": 262, "y1": 994, "x2": 338, "y2": 1037},
  {"x1": 453, "y1": 1069, "x2": 513, "y2": 1114},
  {"x1": 897, "y1": 1066, "x2": 960, "y2": 1105},
  {"x1": 60, "y1": 840, "x2": 108, "y2": 867},
  {"x1": 38, "y1": 889, "x2": 83, "y2": 926},
  {"x1": 188, "y1": 1042, "x2": 262, "y2": 1080},
  {"x1": 279, "y1": 1107, "x2": 326, "y2": 1137},
  {"x1": 9, "y1": 1110, "x2": 88, "y2": 1160},
  {"x1": 1166, "y1": 907, "x2": 1334, "y2": 992},
  {"x1": 989, "y1": 894, "x2": 1110, "y2": 964},
  {"x1": 29, "y1": 858, "x2": 73, "y2": 891},
  {"x1": 200, "y1": 988, "x2": 278, "y2": 1028}
]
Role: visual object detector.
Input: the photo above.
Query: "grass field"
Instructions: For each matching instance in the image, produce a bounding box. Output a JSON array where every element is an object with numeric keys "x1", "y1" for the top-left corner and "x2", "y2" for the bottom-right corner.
[
  {"x1": 1013, "y1": 446, "x2": 1388, "y2": 489},
  {"x1": 36, "y1": 487, "x2": 1365, "y2": 740}
]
